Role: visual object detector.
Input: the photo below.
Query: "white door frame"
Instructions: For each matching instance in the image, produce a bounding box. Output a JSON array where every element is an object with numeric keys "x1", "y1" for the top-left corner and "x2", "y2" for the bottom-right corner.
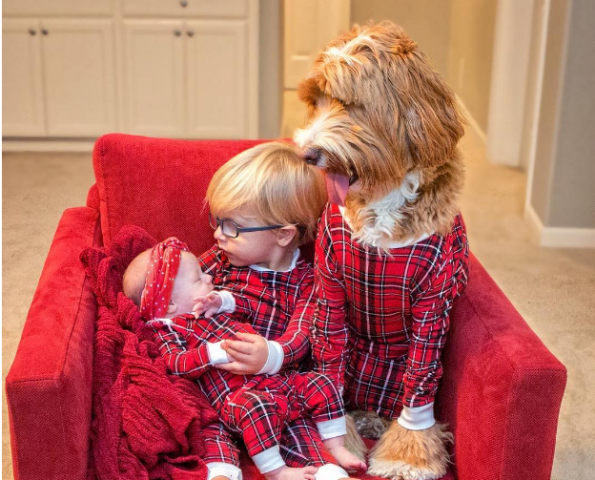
[
  {"x1": 523, "y1": 0, "x2": 551, "y2": 213},
  {"x1": 486, "y1": 0, "x2": 535, "y2": 168}
]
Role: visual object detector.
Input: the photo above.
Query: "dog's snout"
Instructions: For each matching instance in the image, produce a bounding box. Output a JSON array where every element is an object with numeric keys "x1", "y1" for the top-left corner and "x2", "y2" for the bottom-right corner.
[{"x1": 302, "y1": 148, "x2": 321, "y2": 165}]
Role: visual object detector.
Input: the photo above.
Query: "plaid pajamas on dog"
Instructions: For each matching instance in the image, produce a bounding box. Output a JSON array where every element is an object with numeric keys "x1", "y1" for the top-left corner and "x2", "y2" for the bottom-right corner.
[
  {"x1": 149, "y1": 247, "x2": 344, "y2": 468},
  {"x1": 311, "y1": 205, "x2": 469, "y2": 419}
]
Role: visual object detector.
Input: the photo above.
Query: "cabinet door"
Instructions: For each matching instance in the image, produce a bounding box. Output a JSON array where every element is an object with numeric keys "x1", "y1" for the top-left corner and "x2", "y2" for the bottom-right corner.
[
  {"x1": 2, "y1": 19, "x2": 45, "y2": 136},
  {"x1": 122, "y1": 20, "x2": 185, "y2": 136},
  {"x1": 185, "y1": 20, "x2": 247, "y2": 139},
  {"x1": 41, "y1": 19, "x2": 116, "y2": 136}
]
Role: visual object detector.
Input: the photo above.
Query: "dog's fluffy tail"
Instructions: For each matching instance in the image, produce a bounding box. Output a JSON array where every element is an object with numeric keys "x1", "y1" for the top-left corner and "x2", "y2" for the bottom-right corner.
[{"x1": 345, "y1": 413, "x2": 368, "y2": 462}]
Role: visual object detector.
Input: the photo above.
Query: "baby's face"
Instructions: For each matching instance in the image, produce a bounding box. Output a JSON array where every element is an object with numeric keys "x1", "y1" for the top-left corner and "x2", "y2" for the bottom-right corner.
[{"x1": 170, "y1": 252, "x2": 213, "y2": 314}]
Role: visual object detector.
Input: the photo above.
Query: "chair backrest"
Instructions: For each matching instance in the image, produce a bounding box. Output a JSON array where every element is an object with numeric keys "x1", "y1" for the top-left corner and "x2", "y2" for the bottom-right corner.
[{"x1": 92, "y1": 134, "x2": 265, "y2": 254}]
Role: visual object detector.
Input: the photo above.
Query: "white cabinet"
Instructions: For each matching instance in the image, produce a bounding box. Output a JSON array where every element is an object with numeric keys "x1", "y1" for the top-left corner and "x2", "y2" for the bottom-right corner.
[
  {"x1": 2, "y1": 19, "x2": 116, "y2": 137},
  {"x1": 123, "y1": 21, "x2": 185, "y2": 136},
  {"x1": 185, "y1": 20, "x2": 248, "y2": 138},
  {"x1": 123, "y1": 17, "x2": 256, "y2": 139},
  {"x1": 2, "y1": 20, "x2": 45, "y2": 136},
  {"x1": 41, "y1": 20, "x2": 116, "y2": 136},
  {"x1": 2, "y1": 0, "x2": 259, "y2": 142}
]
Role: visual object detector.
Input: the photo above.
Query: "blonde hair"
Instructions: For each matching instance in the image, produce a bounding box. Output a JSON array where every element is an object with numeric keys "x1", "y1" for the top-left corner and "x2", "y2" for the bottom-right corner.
[{"x1": 206, "y1": 142, "x2": 327, "y2": 246}]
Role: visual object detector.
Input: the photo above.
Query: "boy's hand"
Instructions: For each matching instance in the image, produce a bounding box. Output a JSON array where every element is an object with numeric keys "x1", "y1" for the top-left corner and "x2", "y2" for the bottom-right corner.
[
  {"x1": 192, "y1": 292, "x2": 223, "y2": 318},
  {"x1": 216, "y1": 332, "x2": 268, "y2": 374}
]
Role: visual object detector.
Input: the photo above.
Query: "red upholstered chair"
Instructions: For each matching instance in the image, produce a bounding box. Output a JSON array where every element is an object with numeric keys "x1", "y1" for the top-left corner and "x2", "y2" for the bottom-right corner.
[{"x1": 6, "y1": 134, "x2": 566, "y2": 480}]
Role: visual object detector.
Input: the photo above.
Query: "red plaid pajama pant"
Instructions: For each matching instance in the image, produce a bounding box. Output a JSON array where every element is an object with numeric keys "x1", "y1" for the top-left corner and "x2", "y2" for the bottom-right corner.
[{"x1": 204, "y1": 371, "x2": 344, "y2": 463}]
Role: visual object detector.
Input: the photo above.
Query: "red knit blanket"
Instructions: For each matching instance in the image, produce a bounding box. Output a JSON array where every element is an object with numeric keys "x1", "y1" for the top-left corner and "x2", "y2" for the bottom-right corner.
[{"x1": 81, "y1": 225, "x2": 218, "y2": 480}]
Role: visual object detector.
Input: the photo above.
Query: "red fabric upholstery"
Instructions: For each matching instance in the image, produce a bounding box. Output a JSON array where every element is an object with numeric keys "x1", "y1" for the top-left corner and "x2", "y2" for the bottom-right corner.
[
  {"x1": 6, "y1": 134, "x2": 566, "y2": 480},
  {"x1": 6, "y1": 207, "x2": 102, "y2": 480},
  {"x1": 93, "y1": 134, "x2": 265, "y2": 255},
  {"x1": 437, "y1": 254, "x2": 567, "y2": 480}
]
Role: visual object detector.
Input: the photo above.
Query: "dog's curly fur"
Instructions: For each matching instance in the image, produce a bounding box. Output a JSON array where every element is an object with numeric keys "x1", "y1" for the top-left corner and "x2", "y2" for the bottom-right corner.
[
  {"x1": 295, "y1": 21, "x2": 465, "y2": 249},
  {"x1": 350, "y1": 410, "x2": 391, "y2": 440},
  {"x1": 295, "y1": 21, "x2": 466, "y2": 479},
  {"x1": 368, "y1": 422, "x2": 453, "y2": 480}
]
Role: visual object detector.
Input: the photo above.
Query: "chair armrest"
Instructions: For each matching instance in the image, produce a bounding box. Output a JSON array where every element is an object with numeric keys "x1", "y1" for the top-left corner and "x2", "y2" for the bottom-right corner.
[
  {"x1": 6, "y1": 206, "x2": 102, "y2": 480},
  {"x1": 437, "y1": 254, "x2": 567, "y2": 480}
]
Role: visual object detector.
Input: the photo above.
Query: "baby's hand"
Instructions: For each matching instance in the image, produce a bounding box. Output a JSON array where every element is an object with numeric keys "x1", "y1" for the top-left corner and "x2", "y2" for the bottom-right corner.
[
  {"x1": 216, "y1": 332, "x2": 269, "y2": 375},
  {"x1": 192, "y1": 292, "x2": 223, "y2": 318}
]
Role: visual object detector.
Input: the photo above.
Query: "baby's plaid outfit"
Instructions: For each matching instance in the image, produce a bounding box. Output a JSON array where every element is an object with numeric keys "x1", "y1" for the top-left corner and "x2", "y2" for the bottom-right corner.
[{"x1": 150, "y1": 246, "x2": 344, "y2": 469}]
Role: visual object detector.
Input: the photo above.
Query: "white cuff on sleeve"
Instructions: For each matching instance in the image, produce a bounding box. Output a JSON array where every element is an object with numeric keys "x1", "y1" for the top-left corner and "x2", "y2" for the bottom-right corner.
[
  {"x1": 207, "y1": 341, "x2": 230, "y2": 365},
  {"x1": 397, "y1": 403, "x2": 435, "y2": 430},
  {"x1": 207, "y1": 462, "x2": 242, "y2": 480},
  {"x1": 314, "y1": 464, "x2": 349, "y2": 480},
  {"x1": 216, "y1": 290, "x2": 236, "y2": 313},
  {"x1": 251, "y1": 446, "x2": 286, "y2": 473},
  {"x1": 256, "y1": 341, "x2": 284, "y2": 375},
  {"x1": 317, "y1": 416, "x2": 347, "y2": 440}
]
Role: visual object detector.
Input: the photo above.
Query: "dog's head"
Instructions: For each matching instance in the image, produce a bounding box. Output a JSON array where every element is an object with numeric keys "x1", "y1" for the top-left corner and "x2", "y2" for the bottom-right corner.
[{"x1": 294, "y1": 21, "x2": 465, "y2": 202}]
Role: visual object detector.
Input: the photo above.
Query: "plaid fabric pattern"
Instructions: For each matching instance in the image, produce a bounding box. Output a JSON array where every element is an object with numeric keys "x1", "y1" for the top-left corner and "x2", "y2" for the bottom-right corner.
[
  {"x1": 311, "y1": 204, "x2": 469, "y2": 418},
  {"x1": 149, "y1": 247, "x2": 342, "y2": 466},
  {"x1": 221, "y1": 372, "x2": 344, "y2": 457},
  {"x1": 280, "y1": 418, "x2": 337, "y2": 467},
  {"x1": 152, "y1": 315, "x2": 344, "y2": 457},
  {"x1": 202, "y1": 421, "x2": 241, "y2": 466},
  {"x1": 199, "y1": 245, "x2": 315, "y2": 367},
  {"x1": 202, "y1": 404, "x2": 338, "y2": 469}
]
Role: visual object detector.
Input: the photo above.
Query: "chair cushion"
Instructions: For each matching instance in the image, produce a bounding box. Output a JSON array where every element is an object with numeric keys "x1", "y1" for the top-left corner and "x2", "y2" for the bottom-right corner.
[{"x1": 93, "y1": 134, "x2": 265, "y2": 254}]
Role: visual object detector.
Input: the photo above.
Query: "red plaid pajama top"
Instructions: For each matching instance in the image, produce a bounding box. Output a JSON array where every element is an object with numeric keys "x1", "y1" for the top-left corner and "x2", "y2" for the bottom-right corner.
[
  {"x1": 311, "y1": 205, "x2": 469, "y2": 419},
  {"x1": 153, "y1": 245, "x2": 317, "y2": 405}
]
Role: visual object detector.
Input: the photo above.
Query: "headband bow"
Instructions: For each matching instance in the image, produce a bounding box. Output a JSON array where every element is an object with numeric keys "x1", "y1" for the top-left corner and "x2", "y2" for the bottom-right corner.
[{"x1": 140, "y1": 237, "x2": 189, "y2": 319}]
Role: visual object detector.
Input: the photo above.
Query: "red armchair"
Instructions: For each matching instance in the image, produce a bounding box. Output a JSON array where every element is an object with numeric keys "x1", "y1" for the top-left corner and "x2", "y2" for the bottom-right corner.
[{"x1": 6, "y1": 134, "x2": 566, "y2": 480}]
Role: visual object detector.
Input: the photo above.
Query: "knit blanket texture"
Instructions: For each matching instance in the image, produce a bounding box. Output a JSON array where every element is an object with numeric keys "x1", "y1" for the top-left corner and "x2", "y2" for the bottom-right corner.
[{"x1": 80, "y1": 225, "x2": 218, "y2": 480}]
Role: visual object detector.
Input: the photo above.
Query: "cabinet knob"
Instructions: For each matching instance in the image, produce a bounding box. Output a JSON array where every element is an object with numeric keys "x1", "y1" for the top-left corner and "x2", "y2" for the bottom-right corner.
[
  {"x1": 174, "y1": 30, "x2": 182, "y2": 37},
  {"x1": 41, "y1": 29, "x2": 49, "y2": 35},
  {"x1": 187, "y1": 31, "x2": 194, "y2": 37},
  {"x1": 29, "y1": 29, "x2": 37, "y2": 36},
  {"x1": 180, "y1": 0, "x2": 188, "y2": 7}
]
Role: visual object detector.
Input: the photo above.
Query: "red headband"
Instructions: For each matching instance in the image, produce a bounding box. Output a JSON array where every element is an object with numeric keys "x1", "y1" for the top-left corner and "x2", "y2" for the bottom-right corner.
[{"x1": 140, "y1": 237, "x2": 189, "y2": 320}]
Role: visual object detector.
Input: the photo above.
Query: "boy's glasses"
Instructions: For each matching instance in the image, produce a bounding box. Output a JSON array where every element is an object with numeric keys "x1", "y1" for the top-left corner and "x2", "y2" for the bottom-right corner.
[{"x1": 209, "y1": 213, "x2": 283, "y2": 239}]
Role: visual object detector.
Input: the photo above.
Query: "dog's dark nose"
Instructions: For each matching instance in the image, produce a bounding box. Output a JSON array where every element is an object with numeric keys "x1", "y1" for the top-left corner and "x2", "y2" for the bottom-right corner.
[{"x1": 302, "y1": 148, "x2": 321, "y2": 165}]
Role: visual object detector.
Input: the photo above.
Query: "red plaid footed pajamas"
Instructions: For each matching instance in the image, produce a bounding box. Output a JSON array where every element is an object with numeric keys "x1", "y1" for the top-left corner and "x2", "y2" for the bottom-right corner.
[
  {"x1": 311, "y1": 204, "x2": 469, "y2": 419},
  {"x1": 201, "y1": 418, "x2": 336, "y2": 468},
  {"x1": 152, "y1": 313, "x2": 344, "y2": 459},
  {"x1": 150, "y1": 247, "x2": 343, "y2": 466}
]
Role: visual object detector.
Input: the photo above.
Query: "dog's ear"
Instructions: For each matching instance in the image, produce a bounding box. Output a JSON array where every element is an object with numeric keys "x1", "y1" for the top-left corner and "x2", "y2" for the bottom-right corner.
[
  {"x1": 389, "y1": 46, "x2": 466, "y2": 169},
  {"x1": 297, "y1": 74, "x2": 321, "y2": 107}
]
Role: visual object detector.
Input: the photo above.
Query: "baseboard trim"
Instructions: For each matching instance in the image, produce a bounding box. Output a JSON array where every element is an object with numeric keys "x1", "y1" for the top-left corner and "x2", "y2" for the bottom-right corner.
[
  {"x1": 2, "y1": 139, "x2": 96, "y2": 152},
  {"x1": 456, "y1": 94, "x2": 486, "y2": 145},
  {"x1": 525, "y1": 205, "x2": 595, "y2": 248}
]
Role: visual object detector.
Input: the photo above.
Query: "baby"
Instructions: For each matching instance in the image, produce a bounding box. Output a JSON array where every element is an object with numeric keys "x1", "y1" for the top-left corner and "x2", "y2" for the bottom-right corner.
[
  {"x1": 124, "y1": 239, "x2": 364, "y2": 480},
  {"x1": 124, "y1": 142, "x2": 365, "y2": 480}
]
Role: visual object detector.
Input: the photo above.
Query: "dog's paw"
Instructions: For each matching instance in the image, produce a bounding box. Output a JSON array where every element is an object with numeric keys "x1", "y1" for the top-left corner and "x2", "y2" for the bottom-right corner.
[
  {"x1": 367, "y1": 421, "x2": 452, "y2": 480},
  {"x1": 367, "y1": 458, "x2": 444, "y2": 480}
]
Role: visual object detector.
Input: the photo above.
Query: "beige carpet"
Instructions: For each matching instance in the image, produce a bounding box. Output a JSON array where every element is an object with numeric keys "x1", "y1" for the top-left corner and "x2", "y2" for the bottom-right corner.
[{"x1": 3, "y1": 97, "x2": 595, "y2": 478}]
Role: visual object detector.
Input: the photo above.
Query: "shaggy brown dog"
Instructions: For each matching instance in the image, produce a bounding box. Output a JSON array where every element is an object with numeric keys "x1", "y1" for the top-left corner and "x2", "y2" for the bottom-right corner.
[{"x1": 295, "y1": 22, "x2": 469, "y2": 480}]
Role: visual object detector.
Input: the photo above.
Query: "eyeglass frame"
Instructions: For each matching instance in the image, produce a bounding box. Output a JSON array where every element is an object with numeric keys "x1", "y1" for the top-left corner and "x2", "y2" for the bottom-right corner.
[{"x1": 209, "y1": 213, "x2": 284, "y2": 239}]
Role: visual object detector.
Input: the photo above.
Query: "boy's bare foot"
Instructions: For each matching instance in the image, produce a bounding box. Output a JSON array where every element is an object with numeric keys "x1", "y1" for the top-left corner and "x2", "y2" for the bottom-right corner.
[
  {"x1": 263, "y1": 465, "x2": 318, "y2": 480},
  {"x1": 326, "y1": 444, "x2": 367, "y2": 473}
]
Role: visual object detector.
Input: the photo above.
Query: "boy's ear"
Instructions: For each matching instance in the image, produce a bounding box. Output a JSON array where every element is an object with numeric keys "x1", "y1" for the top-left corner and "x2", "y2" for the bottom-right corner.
[{"x1": 276, "y1": 225, "x2": 298, "y2": 247}]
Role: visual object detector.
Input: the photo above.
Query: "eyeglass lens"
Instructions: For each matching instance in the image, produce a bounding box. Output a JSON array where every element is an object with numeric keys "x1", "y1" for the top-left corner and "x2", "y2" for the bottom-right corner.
[{"x1": 209, "y1": 214, "x2": 238, "y2": 238}]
